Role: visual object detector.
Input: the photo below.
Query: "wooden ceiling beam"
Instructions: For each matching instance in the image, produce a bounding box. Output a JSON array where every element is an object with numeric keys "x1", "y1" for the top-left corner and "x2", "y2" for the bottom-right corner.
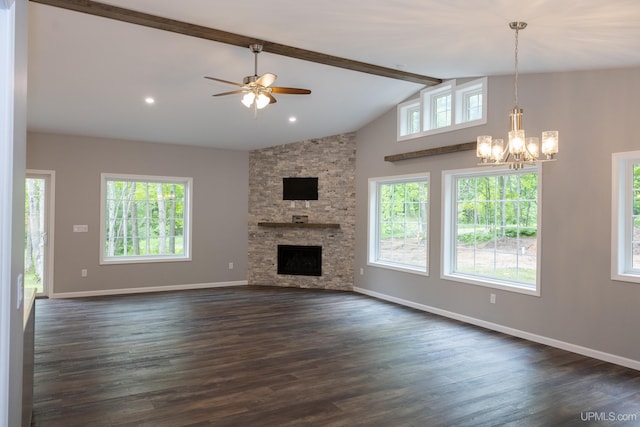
[{"x1": 30, "y1": 0, "x2": 442, "y2": 86}]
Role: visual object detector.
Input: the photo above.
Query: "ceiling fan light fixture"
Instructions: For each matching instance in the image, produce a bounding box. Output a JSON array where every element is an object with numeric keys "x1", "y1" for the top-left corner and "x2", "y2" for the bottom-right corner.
[
  {"x1": 206, "y1": 44, "x2": 311, "y2": 113},
  {"x1": 256, "y1": 93, "x2": 270, "y2": 109},
  {"x1": 241, "y1": 92, "x2": 255, "y2": 108}
]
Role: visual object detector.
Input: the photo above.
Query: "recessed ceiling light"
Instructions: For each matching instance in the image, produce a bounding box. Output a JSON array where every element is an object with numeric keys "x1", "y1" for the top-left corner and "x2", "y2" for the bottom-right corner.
[
  {"x1": 145, "y1": 97, "x2": 155, "y2": 105},
  {"x1": 288, "y1": 116, "x2": 297, "y2": 123}
]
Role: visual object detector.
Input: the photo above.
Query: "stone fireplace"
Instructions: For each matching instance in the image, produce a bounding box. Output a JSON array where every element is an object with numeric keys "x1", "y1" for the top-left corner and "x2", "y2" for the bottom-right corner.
[{"x1": 248, "y1": 133, "x2": 355, "y2": 290}]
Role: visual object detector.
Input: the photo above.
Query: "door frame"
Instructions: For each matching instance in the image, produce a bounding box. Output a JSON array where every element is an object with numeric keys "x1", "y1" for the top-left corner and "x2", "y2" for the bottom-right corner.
[{"x1": 26, "y1": 169, "x2": 55, "y2": 297}]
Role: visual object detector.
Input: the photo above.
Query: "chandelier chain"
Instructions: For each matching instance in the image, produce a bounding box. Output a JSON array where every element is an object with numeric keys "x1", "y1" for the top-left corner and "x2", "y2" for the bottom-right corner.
[{"x1": 514, "y1": 26, "x2": 519, "y2": 107}]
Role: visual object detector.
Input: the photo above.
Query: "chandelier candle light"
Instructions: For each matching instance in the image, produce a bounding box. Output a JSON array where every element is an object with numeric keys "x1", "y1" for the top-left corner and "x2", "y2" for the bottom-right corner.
[{"x1": 476, "y1": 22, "x2": 558, "y2": 169}]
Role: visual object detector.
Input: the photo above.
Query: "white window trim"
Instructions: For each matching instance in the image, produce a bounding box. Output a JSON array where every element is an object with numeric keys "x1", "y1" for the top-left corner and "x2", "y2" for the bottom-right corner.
[
  {"x1": 368, "y1": 172, "x2": 430, "y2": 276},
  {"x1": 397, "y1": 99, "x2": 421, "y2": 139},
  {"x1": 397, "y1": 77, "x2": 487, "y2": 142},
  {"x1": 424, "y1": 82, "x2": 453, "y2": 131},
  {"x1": 455, "y1": 78, "x2": 487, "y2": 125},
  {"x1": 99, "y1": 173, "x2": 193, "y2": 265},
  {"x1": 0, "y1": 2, "x2": 16, "y2": 421},
  {"x1": 441, "y1": 165, "x2": 542, "y2": 296},
  {"x1": 611, "y1": 150, "x2": 640, "y2": 283}
]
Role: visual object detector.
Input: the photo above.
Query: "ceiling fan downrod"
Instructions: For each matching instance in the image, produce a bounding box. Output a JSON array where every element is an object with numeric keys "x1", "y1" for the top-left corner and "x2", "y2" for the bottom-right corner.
[{"x1": 250, "y1": 43, "x2": 263, "y2": 77}]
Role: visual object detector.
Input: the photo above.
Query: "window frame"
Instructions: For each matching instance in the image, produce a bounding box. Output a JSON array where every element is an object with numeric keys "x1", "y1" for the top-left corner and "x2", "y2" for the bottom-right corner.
[
  {"x1": 455, "y1": 79, "x2": 486, "y2": 124},
  {"x1": 99, "y1": 173, "x2": 193, "y2": 265},
  {"x1": 611, "y1": 150, "x2": 640, "y2": 283},
  {"x1": 368, "y1": 173, "x2": 430, "y2": 276},
  {"x1": 441, "y1": 165, "x2": 541, "y2": 296},
  {"x1": 397, "y1": 100, "x2": 422, "y2": 138},
  {"x1": 397, "y1": 77, "x2": 488, "y2": 141},
  {"x1": 424, "y1": 83, "x2": 453, "y2": 131}
]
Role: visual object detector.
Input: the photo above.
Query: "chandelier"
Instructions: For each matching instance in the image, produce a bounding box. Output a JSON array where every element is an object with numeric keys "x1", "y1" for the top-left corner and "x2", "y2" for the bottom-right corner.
[{"x1": 476, "y1": 22, "x2": 558, "y2": 169}]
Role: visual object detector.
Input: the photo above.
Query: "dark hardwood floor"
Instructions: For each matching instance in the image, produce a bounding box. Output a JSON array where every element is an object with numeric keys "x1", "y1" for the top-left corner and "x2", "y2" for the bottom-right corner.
[{"x1": 31, "y1": 286, "x2": 639, "y2": 427}]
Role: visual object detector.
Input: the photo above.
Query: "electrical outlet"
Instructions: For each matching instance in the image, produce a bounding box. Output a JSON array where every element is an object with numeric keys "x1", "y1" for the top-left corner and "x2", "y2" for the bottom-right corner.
[
  {"x1": 81, "y1": 269, "x2": 87, "y2": 277},
  {"x1": 360, "y1": 268, "x2": 364, "y2": 275},
  {"x1": 228, "y1": 262, "x2": 234, "y2": 270},
  {"x1": 490, "y1": 293, "x2": 496, "y2": 304}
]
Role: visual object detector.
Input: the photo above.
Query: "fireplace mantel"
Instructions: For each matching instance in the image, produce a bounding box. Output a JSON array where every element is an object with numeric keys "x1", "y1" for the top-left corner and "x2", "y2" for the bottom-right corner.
[{"x1": 258, "y1": 222, "x2": 340, "y2": 229}]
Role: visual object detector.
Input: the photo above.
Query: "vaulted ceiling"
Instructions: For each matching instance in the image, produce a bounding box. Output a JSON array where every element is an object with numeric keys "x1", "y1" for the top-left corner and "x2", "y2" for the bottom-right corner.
[{"x1": 27, "y1": 0, "x2": 640, "y2": 150}]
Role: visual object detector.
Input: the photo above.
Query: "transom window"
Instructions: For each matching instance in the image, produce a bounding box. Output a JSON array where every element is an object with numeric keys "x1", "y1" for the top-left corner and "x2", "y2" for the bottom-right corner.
[
  {"x1": 368, "y1": 173, "x2": 429, "y2": 275},
  {"x1": 100, "y1": 173, "x2": 192, "y2": 264},
  {"x1": 612, "y1": 151, "x2": 640, "y2": 283},
  {"x1": 430, "y1": 91, "x2": 452, "y2": 129},
  {"x1": 458, "y1": 84, "x2": 484, "y2": 122},
  {"x1": 398, "y1": 101, "x2": 421, "y2": 136},
  {"x1": 397, "y1": 77, "x2": 487, "y2": 141},
  {"x1": 442, "y1": 167, "x2": 540, "y2": 295}
]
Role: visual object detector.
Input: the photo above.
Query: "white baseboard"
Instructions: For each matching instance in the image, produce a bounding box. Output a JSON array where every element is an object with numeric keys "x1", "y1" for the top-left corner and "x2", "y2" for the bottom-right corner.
[
  {"x1": 353, "y1": 286, "x2": 640, "y2": 372},
  {"x1": 51, "y1": 280, "x2": 248, "y2": 299}
]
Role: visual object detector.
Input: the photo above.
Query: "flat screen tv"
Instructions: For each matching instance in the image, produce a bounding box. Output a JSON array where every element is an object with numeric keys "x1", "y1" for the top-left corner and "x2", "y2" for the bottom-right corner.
[{"x1": 283, "y1": 177, "x2": 318, "y2": 200}]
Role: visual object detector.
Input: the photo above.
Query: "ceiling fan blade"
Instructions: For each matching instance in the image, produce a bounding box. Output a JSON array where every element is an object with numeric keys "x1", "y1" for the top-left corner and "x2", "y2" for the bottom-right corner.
[
  {"x1": 204, "y1": 76, "x2": 243, "y2": 87},
  {"x1": 265, "y1": 92, "x2": 277, "y2": 104},
  {"x1": 212, "y1": 90, "x2": 248, "y2": 97},
  {"x1": 270, "y1": 87, "x2": 312, "y2": 95},
  {"x1": 256, "y1": 73, "x2": 277, "y2": 88}
]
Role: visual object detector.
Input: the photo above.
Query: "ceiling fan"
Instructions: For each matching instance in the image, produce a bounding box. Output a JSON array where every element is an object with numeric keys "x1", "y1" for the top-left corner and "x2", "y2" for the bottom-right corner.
[{"x1": 205, "y1": 44, "x2": 311, "y2": 110}]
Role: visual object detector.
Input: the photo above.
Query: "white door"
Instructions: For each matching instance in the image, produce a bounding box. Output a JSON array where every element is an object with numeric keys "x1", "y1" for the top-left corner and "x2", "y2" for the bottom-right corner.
[{"x1": 25, "y1": 170, "x2": 55, "y2": 297}]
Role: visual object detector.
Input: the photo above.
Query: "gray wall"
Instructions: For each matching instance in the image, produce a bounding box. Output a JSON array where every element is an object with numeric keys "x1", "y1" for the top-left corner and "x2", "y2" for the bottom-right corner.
[
  {"x1": 355, "y1": 67, "x2": 640, "y2": 363},
  {"x1": 27, "y1": 132, "x2": 249, "y2": 295}
]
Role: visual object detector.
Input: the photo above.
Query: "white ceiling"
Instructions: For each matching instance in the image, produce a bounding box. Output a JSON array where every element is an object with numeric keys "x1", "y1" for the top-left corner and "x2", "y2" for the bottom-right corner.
[{"x1": 27, "y1": 0, "x2": 640, "y2": 150}]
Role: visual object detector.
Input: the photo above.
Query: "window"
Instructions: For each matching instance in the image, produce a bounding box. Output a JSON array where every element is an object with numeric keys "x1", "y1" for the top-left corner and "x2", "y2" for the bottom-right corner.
[
  {"x1": 442, "y1": 166, "x2": 540, "y2": 295},
  {"x1": 425, "y1": 84, "x2": 453, "y2": 130},
  {"x1": 368, "y1": 174, "x2": 429, "y2": 274},
  {"x1": 456, "y1": 80, "x2": 484, "y2": 123},
  {"x1": 612, "y1": 151, "x2": 640, "y2": 283},
  {"x1": 397, "y1": 77, "x2": 487, "y2": 141},
  {"x1": 432, "y1": 92, "x2": 452, "y2": 129},
  {"x1": 100, "y1": 174, "x2": 192, "y2": 264},
  {"x1": 397, "y1": 100, "x2": 421, "y2": 137}
]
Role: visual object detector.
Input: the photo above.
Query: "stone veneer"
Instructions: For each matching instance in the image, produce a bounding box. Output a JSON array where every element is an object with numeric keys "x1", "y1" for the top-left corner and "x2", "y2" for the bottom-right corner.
[{"x1": 248, "y1": 133, "x2": 356, "y2": 290}]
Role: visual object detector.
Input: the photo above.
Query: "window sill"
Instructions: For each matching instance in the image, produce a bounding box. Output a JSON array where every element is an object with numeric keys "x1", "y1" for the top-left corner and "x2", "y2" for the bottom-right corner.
[
  {"x1": 442, "y1": 273, "x2": 539, "y2": 296},
  {"x1": 397, "y1": 117, "x2": 487, "y2": 142},
  {"x1": 101, "y1": 255, "x2": 191, "y2": 265},
  {"x1": 368, "y1": 261, "x2": 429, "y2": 277},
  {"x1": 611, "y1": 272, "x2": 640, "y2": 284}
]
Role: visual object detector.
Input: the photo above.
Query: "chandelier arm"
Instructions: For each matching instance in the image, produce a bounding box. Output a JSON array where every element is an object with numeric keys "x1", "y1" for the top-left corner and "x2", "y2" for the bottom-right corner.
[{"x1": 500, "y1": 144, "x2": 510, "y2": 162}]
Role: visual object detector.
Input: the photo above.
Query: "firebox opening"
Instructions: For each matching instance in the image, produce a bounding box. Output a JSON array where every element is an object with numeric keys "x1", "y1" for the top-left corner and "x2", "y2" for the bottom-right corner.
[{"x1": 277, "y1": 245, "x2": 322, "y2": 276}]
